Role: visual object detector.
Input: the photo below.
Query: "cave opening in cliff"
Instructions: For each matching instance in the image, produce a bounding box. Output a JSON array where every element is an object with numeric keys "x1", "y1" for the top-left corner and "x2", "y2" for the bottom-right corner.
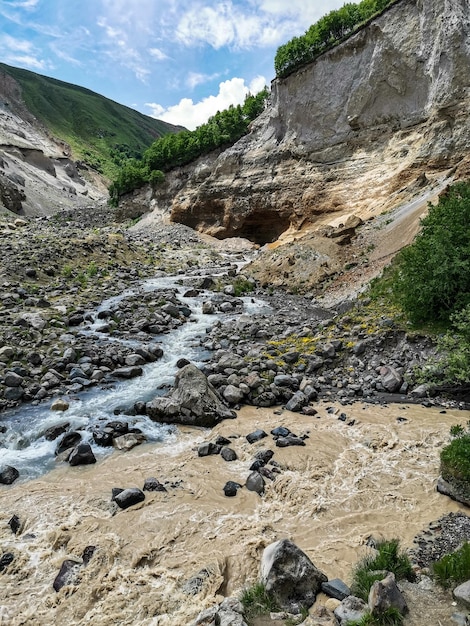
[{"x1": 236, "y1": 210, "x2": 290, "y2": 244}]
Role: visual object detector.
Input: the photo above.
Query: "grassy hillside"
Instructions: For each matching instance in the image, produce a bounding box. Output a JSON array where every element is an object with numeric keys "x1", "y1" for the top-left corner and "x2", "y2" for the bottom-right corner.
[{"x1": 0, "y1": 62, "x2": 181, "y2": 178}]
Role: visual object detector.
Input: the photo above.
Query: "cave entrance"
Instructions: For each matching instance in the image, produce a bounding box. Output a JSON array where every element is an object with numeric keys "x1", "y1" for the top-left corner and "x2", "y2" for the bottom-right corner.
[{"x1": 235, "y1": 210, "x2": 291, "y2": 244}]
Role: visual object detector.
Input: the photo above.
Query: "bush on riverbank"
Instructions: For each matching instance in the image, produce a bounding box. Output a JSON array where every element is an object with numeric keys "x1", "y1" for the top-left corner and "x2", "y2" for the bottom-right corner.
[
  {"x1": 440, "y1": 424, "x2": 470, "y2": 502},
  {"x1": 433, "y1": 542, "x2": 470, "y2": 589},
  {"x1": 351, "y1": 539, "x2": 415, "y2": 601}
]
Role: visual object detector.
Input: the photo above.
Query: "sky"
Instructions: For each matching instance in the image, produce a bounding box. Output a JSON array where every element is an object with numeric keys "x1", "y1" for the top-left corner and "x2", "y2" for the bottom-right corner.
[{"x1": 0, "y1": 0, "x2": 345, "y2": 130}]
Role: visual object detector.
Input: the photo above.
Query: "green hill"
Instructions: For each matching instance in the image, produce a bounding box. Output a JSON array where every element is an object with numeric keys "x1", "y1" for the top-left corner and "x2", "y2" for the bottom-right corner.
[{"x1": 0, "y1": 62, "x2": 182, "y2": 178}]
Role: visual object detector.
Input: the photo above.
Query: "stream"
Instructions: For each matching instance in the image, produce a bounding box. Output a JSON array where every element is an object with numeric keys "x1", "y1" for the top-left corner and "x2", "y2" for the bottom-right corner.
[{"x1": 0, "y1": 266, "x2": 270, "y2": 480}]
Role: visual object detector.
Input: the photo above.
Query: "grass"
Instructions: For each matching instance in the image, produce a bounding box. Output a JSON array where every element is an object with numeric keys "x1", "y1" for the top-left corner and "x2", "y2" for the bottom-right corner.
[
  {"x1": 350, "y1": 539, "x2": 415, "y2": 602},
  {"x1": 347, "y1": 607, "x2": 404, "y2": 626},
  {"x1": 240, "y1": 582, "x2": 279, "y2": 623},
  {"x1": 433, "y1": 542, "x2": 470, "y2": 589},
  {"x1": 1, "y1": 61, "x2": 180, "y2": 178}
]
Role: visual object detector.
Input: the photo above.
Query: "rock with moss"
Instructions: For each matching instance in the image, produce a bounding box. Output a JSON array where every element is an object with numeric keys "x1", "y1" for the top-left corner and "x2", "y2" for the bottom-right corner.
[{"x1": 439, "y1": 430, "x2": 470, "y2": 505}]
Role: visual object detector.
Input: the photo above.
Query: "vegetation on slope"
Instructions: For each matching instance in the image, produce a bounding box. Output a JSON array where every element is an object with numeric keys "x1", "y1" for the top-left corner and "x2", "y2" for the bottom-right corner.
[
  {"x1": 440, "y1": 424, "x2": 470, "y2": 503},
  {"x1": 274, "y1": 0, "x2": 398, "y2": 79},
  {"x1": 365, "y1": 181, "x2": 470, "y2": 389},
  {"x1": 0, "y1": 62, "x2": 179, "y2": 178},
  {"x1": 109, "y1": 88, "x2": 269, "y2": 205}
]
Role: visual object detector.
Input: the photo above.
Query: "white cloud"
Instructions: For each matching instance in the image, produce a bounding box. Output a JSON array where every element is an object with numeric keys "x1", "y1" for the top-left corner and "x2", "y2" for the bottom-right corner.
[
  {"x1": 1, "y1": 33, "x2": 34, "y2": 52},
  {"x1": 145, "y1": 75, "x2": 267, "y2": 130},
  {"x1": 4, "y1": 0, "x2": 39, "y2": 8},
  {"x1": 186, "y1": 71, "x2": 221, "y2": 89},
  {"x1": 7, "y1": 54, "x2": 45, "y2": 69},
  {"x1": 149, "y1": 47, "x2": 168, "y2": 61}
]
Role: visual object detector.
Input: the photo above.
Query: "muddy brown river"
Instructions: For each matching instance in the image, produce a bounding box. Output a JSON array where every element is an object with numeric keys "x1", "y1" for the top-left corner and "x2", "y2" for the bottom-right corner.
[{"x1": 1, "y1": 401, "x2": 469, "y2": 625}]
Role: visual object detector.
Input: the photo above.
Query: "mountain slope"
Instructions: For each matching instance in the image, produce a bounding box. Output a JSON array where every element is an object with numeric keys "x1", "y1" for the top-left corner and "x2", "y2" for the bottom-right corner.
[{"x1": 0, "y1": 62, "x2": 181, "y2": 178}]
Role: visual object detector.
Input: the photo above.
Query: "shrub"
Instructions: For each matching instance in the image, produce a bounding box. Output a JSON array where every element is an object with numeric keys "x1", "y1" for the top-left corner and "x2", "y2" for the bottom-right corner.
[
  {"x1": 351, "y1": 539, "x2": 414, "y2": 602},
  {"x1": 347, "y1": 607, "x2": 404, "y2": 626},
  {"x1": 440, "y1": 425, "x2": 470, "y2": 501},
  {"x1": 240, "y1": 582, "x2": 279, "y2": 622},
  {"x1": 433, "y1": 542, "x2": 470, "y2": 589},
  {"x1": 392, "y1": 182, "x2": 470, "y2": 325}
]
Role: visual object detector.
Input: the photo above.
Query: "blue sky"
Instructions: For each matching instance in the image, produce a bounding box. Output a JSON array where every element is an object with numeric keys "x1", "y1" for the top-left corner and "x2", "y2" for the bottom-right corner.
[{"x1": 0, "y1": 0, "x2": 345, "y2": 130}]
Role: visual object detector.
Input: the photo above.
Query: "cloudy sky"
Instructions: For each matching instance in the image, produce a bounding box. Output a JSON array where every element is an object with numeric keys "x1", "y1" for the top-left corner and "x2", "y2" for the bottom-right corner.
[{"x1": 0, "y1": 0, "x2": 345, "y2": 130}]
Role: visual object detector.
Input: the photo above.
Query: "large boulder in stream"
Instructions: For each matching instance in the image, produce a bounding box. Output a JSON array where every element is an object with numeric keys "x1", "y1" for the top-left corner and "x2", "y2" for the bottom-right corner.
[
  {"x1": 261, "y1": 539, "x2": 327, "y2": 613},
  {"x1": 146, "y1": 363, "x2": 236, "y2": 427}
]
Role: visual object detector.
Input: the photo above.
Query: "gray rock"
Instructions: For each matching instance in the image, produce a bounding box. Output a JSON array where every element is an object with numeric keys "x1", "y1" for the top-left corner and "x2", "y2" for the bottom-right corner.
[
  {"x1": 4, "y1": 371, "x2": 24, "y2": 387},
  {"x1": 379, "y1": 366, "x2": 403, "y2": 393},
  {"x1": 223, "y1": 384, "x2": 244, "y2": 404},
  {"x1": 368, "y1": 572, "x2": 408, "y2": 616},
  {"x1": 223, "y1": 481, "x2": 242, "y2": 497},
  {"x1": 246, "y1": 429, "x2": 268, "y2": 444},
  {"x1": 113, "y1": 366, "x2": 143, "y2": 379},
  {"x1": 453, "y1": 580, "x2": 470, "y2": 609},
  {"x1": 113, "y1": 433, "x2": 146, "y2": 450},
  {"x1": 437, "y1": 476, "x2": 470, "y2": 507},
  {"x1": 261, "y1": 539, "x2": 327, "y2": 613},
  {"x1": 114, "y1": 487, "x2": 145, "y2": 509},
  {"x1": 285, "y1": 390, "x2": 308, "y2": 412},
  {"x1": 334, "y1": 596, "x2": 368, "y2": 624},
  {"x1": 321, "y1": 578, "x2": 351, "y2": 601},
  {"x1": 146, "y1": 364, "x2": 236, "y2": 427},
  {"x1": 53, "y1": 559, "x2": 81, "y2": 591},
  {"x1": 198, "y1": 442, "x2": 221, "y2": 457},
  {"x1": 246, "y1": 471, "x2": 265, "y2": 494},
  {"x1": 143, "y1": 477, "x2": 167, "y2": 492},
  {"x1": 0, "y1": 465, "x2": 19, "y2": 484},
  {"x1": 68, "y1": 443, "x2": 96, "y2": 466},
  {"x1": 221, "y1": 447, "x2": 238, "y2": 461}
]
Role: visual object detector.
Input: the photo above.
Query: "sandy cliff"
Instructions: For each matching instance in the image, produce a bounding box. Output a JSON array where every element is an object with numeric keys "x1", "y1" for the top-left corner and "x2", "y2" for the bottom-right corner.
[{"x1": 123, "y1": 0, "x2": 470, "y2": 295}]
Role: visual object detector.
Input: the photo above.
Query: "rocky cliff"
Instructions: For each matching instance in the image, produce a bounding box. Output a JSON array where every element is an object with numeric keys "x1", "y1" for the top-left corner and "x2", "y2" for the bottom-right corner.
[{"x1": 123, "y1": 0, "x2": 470, "y2": 293}]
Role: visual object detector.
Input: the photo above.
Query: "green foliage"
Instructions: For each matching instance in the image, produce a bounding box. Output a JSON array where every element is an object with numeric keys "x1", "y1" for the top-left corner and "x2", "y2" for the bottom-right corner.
[
  {"x1": 62, "y1": 264, "x2": 73, "y2": 278},
  {"x1": 347, "y1": 607, "x2": 404, "y2": 626},
  {"x1": 240, "y1": 582, "x2": 279, "y2": 622},
  {"x1": 392, "y1": 183, "x2": 470, "y2": 325},
  {"x1": 232, "y1": 277, "x2": 255, "y2": 296},
  {"x1": 86, "y1": 261, "x2": 98, "y2": 277},
  {"x1": 440, "y1": 424, "x2": 470, "y2": 500},
  {"x1": 0, "y1": 62, "x2": 178, "y2": 178},
  {"x1": 351, "y1": 539, "x2": 415, "y2": 602},
  {"x1": 434, "y1": 305, "x2": 470, "y2": 384},
  {"x1": 275, "y1": 0, "x2": 397, "y2": 78},
  {"x1": 433, "y1": 542, "x2": 470, "y2": 589},
  {"x1": 109, "y1": 89, "x2": 269, "y2": 203}
]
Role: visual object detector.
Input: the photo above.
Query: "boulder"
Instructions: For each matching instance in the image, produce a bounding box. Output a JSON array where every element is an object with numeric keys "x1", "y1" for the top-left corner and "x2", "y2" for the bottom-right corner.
[
  {"x1": 453, "y1": 580, "x2": 470, "y2": 609},
  {"x1": 436, "y1": 476, "x2": 470, "y2": 507},
  {"x1": 379, "y1": 366, "x2": 403, "y2": 393},
  {"x1": 56, "y1": 431, "x2": 82, "y2": 455},
  {"x1": 143, "y1": 477, "x2": 167, "y2": 492},
  {"x1": 114, "y1": 487, "x2": 145, "y2": 509},
  {"x1": 53, "y1": 559, "x2": 81, "y2": 591},
  {"x1": 276, "y1": 435, "x2": 306, "y2": 448},
  {"x1": 368, "y1": 572, "x2": 408, "y2": 616},
  {"x1": 246, "y1": 471, "x2": 265, "y2": 494},
  {"x1": 68, "y1": 443, "x2": 96, "y2": 466},
  {"x1": 246, "y1": 429, "x2": 268, "y2": 444},
  {"x1": 321, "y1": 578, "x2": 350, "y2": 601},
  {"x1": 221, "y1": 447, "x2": 238, "y2": 461},
  {"x1": 113, "y1": 433, "x2": 146, "y2": 451},
  {"x1": 334, "y1": 596, "x2": 368, "y2": 624},
  {"x1": 223, "y1": 481, "x2": 242, "y2": 497},
  {"x1": 51, "y1": 398, "x2": 70, "y2": 411},
  {"x1": 261, "y1": 539, "x2": 327, "y2": 613},
  {"x1": 0, "y1": 465, "x2": 19, "y2": 485},
  {"x1": 285, "y1": 391, "x2": 308, "y2": 412},
  {"x1": 146, "y1": 364, "x2": 236, "y2": 427}
]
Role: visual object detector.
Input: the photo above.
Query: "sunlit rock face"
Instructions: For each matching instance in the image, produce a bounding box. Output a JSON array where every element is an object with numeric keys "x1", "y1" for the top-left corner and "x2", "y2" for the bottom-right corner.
[{"x1": 121, "y1": 0, "x2": 470, "y2": 244}]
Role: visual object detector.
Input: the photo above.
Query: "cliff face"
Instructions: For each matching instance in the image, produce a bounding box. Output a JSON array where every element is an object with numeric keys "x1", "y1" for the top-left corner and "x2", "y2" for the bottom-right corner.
[{"x1": 123, "y1": 0, "x2": 470, "y2": 248}]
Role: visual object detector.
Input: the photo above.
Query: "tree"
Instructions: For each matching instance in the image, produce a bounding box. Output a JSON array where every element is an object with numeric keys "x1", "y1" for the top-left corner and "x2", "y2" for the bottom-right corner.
[{"x1": 392, "y1": 182, "x2": 470, "y2": 324}]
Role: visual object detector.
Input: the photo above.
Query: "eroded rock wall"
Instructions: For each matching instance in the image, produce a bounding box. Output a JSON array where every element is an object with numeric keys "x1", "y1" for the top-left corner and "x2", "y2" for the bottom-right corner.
[{"x1": 121, "y1": 0, "x2": 470, "y2": 243}]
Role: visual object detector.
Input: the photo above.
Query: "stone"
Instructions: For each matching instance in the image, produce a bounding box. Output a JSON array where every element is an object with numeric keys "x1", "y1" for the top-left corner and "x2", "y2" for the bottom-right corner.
[
  {"x1": 113, "y1": 433, "x2": 146, "y2": 450},
  {"x1": 321, "y1": 578, "x2": 351, "y2": 601},
  {"x1": 68, "y1": 443, "x2": 96, "y2": 466},
  {"x1": 4, "y1": 371, "x2": 23, "y2": 387},
  {"x1": 261, "y1": 539, "x2": 327, "y2": 613},
  {"x1": 221, "y1": 447, "x2": 237, "y2": 461},
  {"x1": 43, "y1": 423, "x2": 70, "y2": 441},
  {"x1": 223, "y1": 384, "x2": 245, "y2": 404},
  {"x1": 51, "y1": 398, "x2": 69, "y2": 411},
  {"x1": 0, "y1": 465, "x2": 19, "y2": 484},
  {"x1": 246, "y1": 429, "x2": 268, "y2": 444},
  {"x1": 56, "y1": 431, "x2": 82, "y2": 455},
  {"x1": 198, "y1": 442, "x2": 221, "y2": 457},
  {"x1": 275, "y1": 435, "x2": 306, "y2": 447},
  {"x1": 271, "y1": 426, "x2": 291, "y2": 438},
  {"x1": 255, "y1": 449, "x2": 274, "y2": 464},
  {"x1": 379, "y1": 366, "x2": 403, "y2": 393},
  {"x1": 334, "y1": 596, "x2": 367, "y2": 624},
  {"x1": 53, "y1": 559, "x2": 81, "y2": 591},
  {"x1": 436, "y1": 476, "x2": 470, "y2": 507},
  {"x1": 224, "y1": 481, "x2": 242, "y2": 497},
  {"x1": 246, "y1": 471, "x2": 265, "y2": 494},
  {"x1": 114, "y1": 487, "x2": 146, "y2": 509},
  {"x1": 0, "y1": 552, "x2": 14, "y2": 572},
  {"x1": 113, "y1": 366, "x2": 143, "y2": 379},
  {"x1": 93, "y1": 429, "x2": 114, "y2": 447},
  {"x1": 368, "y1": 572, "x2": 408, "y2": 616},
  {"x1": 453, "y1": 580, "x2": 470, "y2": 609},
  {"x1": 143, "y1": 477, "x2": 167, "y2": 492},
  {"x1": 146, "y1": 364, "x2": 236, "y2": 427},
  {"x1": 303, "y1": 606, "x2": 339, "y2": 625},
  {"x1": 8, "y1": 515, "x2": 21, "y2": 534},
  {"x1": 285, "y1": 391, "x2": 308, "y2": 412}
]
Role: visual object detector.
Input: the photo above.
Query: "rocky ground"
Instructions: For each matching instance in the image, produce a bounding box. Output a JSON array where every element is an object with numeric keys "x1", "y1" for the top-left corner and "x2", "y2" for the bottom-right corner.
[{"x1": 1, "y1": 204, "x2": 470, "y2": 625}]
